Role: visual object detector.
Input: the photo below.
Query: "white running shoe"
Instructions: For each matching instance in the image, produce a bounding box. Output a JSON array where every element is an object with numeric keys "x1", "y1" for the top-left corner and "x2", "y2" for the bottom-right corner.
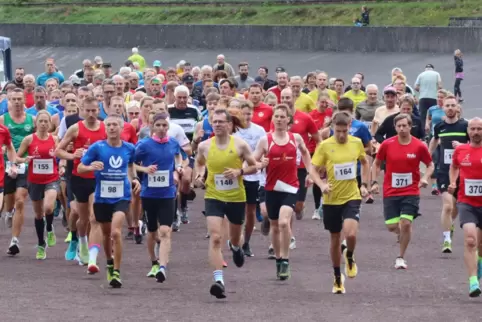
[
  {"x1": 312, "y1": 209, "x2": 321, "y2": 220},
  {"x1": 289, "y1": 237, "x2": 296, "y2": 250},
  {"x1": 394, "y1": 257, "x2": 407, "y2": 269}
]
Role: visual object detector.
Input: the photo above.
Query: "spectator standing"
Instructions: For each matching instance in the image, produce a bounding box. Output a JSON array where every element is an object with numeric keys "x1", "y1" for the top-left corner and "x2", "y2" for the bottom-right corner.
[{"x1": 454, "y1": 49, "x2": 464, "y2": 102}]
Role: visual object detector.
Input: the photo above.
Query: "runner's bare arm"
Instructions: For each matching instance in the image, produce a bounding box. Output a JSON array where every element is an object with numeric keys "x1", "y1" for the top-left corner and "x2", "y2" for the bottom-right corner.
[
  {"x1": 428, "y1": 137, "x2": 440, "y2": 155},
  {"x1": 50, "y1": 114, "x2": 60, "y2": 133},
  {"x1": 181, "y1": 143, "x2": 192, "y2": 156},
  {"x1": 423, "y1": 161, "x2": 435, "y2": 183},
  {"x1": 371, "y1": 158, "x2": 383, "y2": 184},
  {"x1": 320, "y1": 127, "x2": 331, "y2": 140},
  {"x1": 359, "y1": 154, "x2": 370, "y2": 186},
  {"x1": 294, "y1": 133, "x2": 312, "y2": 172},
  {"x1": 252, "y1": 136, "x2": 268, "y2": 162},
  {"x1": 195, "y1": 140, "x2": 208, "y2": 178},
  {"x1": 15, "y1": 135, "x2": 33, "y2": 163},
  {"x1": 191, "y1": 122, "x2": 203, "y2": 152},
  {"x1": 237, "y1": 138, "x2": 257, "y2": 176},
  {"x1": 449, "y1": 161, "x2": 459, "y2": 186},
  {"x1": 54, "y1": 124, "x2": 79, "y2": 160},
  {"x1": 5, "y1": 141, "x2": 17, "y2": 164}
]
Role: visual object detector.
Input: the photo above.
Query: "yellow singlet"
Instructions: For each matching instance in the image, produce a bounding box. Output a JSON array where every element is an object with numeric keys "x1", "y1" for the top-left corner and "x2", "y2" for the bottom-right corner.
[{"x1": 205, "y1": 136, "x2": 246, "y2": 203}]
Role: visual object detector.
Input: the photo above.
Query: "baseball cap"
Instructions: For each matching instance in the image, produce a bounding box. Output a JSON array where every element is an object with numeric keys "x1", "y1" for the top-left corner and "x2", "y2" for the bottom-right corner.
[
  {"x1": 69, "y1": 75, "x2": 81, "y2": 86},
  {"x1": 384, "y1": 86, "x2": 397, "y2": 95},
  {"x1": 275, "y1": 66, "x2": 285, "y2": 73},
  {"x1": 94, "y1": 56, "x2": 103, "y2": 65},
  {"x1": 102, "y1": 62, "x2": 112, "y2": 68},
  {"x1": 182, "y1": 74, "x2": 194, "y2": 83},
  {"x1": 425, "y1": 64, "x2": 434, "y2": 69},
  {"x1": 153, "y1": 60, "x2": 162, "y2": 68},
  {"x1": 151, "y1": 78, "x2": 161, "y2": 85}
]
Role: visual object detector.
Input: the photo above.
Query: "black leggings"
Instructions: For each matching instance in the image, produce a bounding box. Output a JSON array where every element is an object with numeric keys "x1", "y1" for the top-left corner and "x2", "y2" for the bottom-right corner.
[
  {"x1": 454, "y1": 78, "x2": 462, "y2": 98},
  {"x1": 313, "y1": 184, "x2": 322, "y2": 209}
]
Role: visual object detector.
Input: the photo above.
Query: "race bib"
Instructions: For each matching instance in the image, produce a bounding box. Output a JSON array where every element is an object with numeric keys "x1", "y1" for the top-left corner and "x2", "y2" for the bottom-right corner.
[
  {"x1": 33, "y1": 159, "x2": 54, "y2": 174},
  {"x1": 391, "y1": 173, "x2": 413, "y2": 188},
  {"x1": 363, "y1": 121, "x2": 372, "y2": 131},
  {"x1": 6, "y1": 162, "x2": 26, "y2": 174},
  {"x1": 100, "y1": 180, "x2": 124, "y2": 199},
  {"x1": 148, "y1": 170, "x2": 169, "y2": 188},
  {"x1": 444, "y1": 149, "x2": 454, "y2": 165},
  {"x1": 214, "y1": 174, "x2": 239, "y2": 191},
  {"x1": 334, "y1": 162, "x2": 356, "y2": 181},
  {"x1": 465, "y1": 179, "x2": 482, "y2": 197}
]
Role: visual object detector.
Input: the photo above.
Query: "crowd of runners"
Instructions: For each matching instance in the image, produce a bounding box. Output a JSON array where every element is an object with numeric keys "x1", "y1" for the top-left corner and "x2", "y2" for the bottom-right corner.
[{"x1": 1, "y1": 47, "x2": 481, "y2": 299}]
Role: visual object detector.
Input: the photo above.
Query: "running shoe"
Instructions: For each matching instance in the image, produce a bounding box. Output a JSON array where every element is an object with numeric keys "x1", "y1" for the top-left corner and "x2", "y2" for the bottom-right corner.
[
  {"x1": 180, "y1": 208, "x2": 189, "y2": 224},
  {"x1": 210, "y1": 281, "x2": 226, "y2": 299},
  {"x1": 205, "y1": 231, "x2": 210, "y2": 239},
  {"x1": 36, "y1": 244, "x2": 47, "y2": 260},
  {"x1": 5, "y1": 208, "x2": 15, "y2": 228},
  {"x1": 135, "y1": 234, "x2": 143, "y2": 245},
  {"x1": 147, "y1": 263, "x2": 160, "y2": 277},
  {"x1": 278, "y1": 261, "x2": 290, "y2": 280},
  {"x1": 156, "y1": 267, "x2": 167, "y2": 283},
  {"x1": 394, "y1": 257, "x2": 407, "y2": 269},
  {"x1": 268, "y1": 246, "x2": 275, "y2": 259},
  {"x1": 261, "y1": 217, "x2": 270, "y2": 236},
  {"x1": 53, "y1": 199, "x2": 61, "y2": 217},
  {"x1": 431, "y1": 188, "x2": 440, "y2": 196},
  {"x1": 242, "y1": 242, "x2": 254, "y2": 257},
  {"x1": 172, "y1": 211, "x2": 180, "y2": 232},
  {"x1": 442, "y1": 241, "x2": 452, "y2": 253},
  {"x1": 478, "y1": 261, "x2": 482, "y2": 281},
  {"x1": 365, "y1": 194, "x2": 374, "y2": 204},
  {"x1": 7, "y1": 237, "x2": 19, "y2": 256},
  {"x1": 106, "y1": 264, "x2": 114, "y2": 282},
  {"x1": 469, "y1": 280, "x2": 481, "y2": 298},
  {"x1": 312, "y1": 208, "x2": 321, "y2": 220},
  {"x1": 222, "y1": 260, "x2": 228, "y2": 268},
  {"x1": 276, "y1": 260, "x2": 281, "y2": 279},
  {"x1": 65, "y1": 240, "x2": 78, "y2": 261},
  {"x1": 344, "y1": 252, "x2": 358, "y2": 278},
  {"x1": 289, "y1": 237, "x2": 296, "y2": 250},
  {"x1": 88, "y1": 263, "x2": 100, "y2": 274},
  {"x1": 228, "y1": 240, "x2": 245, "y2": 267},
  {"x1": 47, "y1": 230, "x2": 56, "y2": 247},
  {"x1": 64, "y1": 231, "x2": 72, "y2": 243},
  {"x1": 450, "y1": 224, "x2": 455, "y2": 239},
  {"x1": 79, "y1": 243, "x2": 89, "y2": 264},
  {"x1": 332, "y1": 274, "x2": 346, "y2": 294},
  {"x1": 110, "y1": 271, "x2": 122, "y2": 288},
  {"x1": 256, "y1": 204, "x2": 263, "y2": 222},
  {"x1": 125, "y1": 231, "x2": 134, "y2": 240}
]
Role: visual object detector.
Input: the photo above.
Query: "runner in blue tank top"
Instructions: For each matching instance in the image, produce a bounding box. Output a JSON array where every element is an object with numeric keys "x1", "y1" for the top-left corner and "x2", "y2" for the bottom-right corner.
[{"x1": 78, "y1": 114, "x2": 140, "y2": 289}]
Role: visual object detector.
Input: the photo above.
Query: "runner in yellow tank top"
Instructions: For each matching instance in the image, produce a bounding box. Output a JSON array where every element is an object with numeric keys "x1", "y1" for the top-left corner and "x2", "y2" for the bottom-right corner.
[{"x1": 195, "y1": 109, "x2": 257, "y2": 300}]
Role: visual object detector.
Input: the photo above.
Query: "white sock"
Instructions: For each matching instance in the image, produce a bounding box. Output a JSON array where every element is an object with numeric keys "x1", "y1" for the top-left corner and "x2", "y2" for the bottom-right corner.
[
  {"x1": 320, "y1": 197, "x2": 323, "y2": 206},
  {"x1": 342, "y1": 239, "x2": 347, "y2": 247},
  {"x1": 443, "y1": 231, "x2": 451, "y2": 243},
  {"x1": 79, "y1": 236, "x2": 88, "y2": 245}
]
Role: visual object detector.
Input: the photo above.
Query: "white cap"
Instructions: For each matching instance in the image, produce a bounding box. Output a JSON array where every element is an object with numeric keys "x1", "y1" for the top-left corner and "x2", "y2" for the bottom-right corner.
[{"x1": 132, "y1": 47, "x2": 139, "y2": 54}]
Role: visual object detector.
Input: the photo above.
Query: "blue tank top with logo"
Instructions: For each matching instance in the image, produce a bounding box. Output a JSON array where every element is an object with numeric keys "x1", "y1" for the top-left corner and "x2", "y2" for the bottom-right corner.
[
  {"x1": 81, "y1": 140, "x2": 135, "y2": 204},
  {"x1": 202, "y1": 118, "x2": 213, "y2": 141}
]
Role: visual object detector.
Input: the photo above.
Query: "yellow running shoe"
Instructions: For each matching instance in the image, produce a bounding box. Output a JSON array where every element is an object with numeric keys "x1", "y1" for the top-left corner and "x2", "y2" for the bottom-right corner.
[
  {"x1": 47, "y1": 231, "x2": 56, "y2": 247},
  {"x1": 36, "y1": 245, "x2": 47, "y2": 260},
  {"x1": 332, "y1": 274, "x2": 345, "y2": 294},
  {"x1": 64, "y1": 232, "x2": 72, "y2": 243},
  {"x1": 344, "y1": 252, "x2": 358, "y2": 278}
]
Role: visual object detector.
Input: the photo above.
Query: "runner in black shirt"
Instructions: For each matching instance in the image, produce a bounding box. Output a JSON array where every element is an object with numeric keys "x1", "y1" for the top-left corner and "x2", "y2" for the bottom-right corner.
[{"x1": 429, "y1": 95, "x2": 469, "y2": 254}]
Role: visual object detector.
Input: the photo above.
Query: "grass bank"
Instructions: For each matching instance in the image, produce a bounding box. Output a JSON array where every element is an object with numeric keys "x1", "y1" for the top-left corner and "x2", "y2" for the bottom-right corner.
[{"x1": 0, "y1": 0, "x2": 479, "y2": 26}]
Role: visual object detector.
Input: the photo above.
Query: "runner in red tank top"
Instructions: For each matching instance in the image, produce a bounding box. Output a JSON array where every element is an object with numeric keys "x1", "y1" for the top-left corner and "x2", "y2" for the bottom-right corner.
[
  {"x1": 55, "y1": 97, "x2": 106, "y2": 270},
  {"x1": 16, "y1": 110, "x2": 60, "y2": 259},
  {"x1": 253, "y1": 104, "x2": 311, "y2": 280},
  {"x1": 0, "y1": 123, "x2": 17, "y2": 208}
]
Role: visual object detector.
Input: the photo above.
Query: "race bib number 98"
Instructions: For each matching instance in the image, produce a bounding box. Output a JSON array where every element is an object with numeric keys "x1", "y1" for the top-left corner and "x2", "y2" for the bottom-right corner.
[
  {"x1": 333, "y1": 162, "x2": 356, "y2": 181},
  {"x1": 148, "y1": 170, "x2": 169, "y2": 188},
  {"x1": 100, "y1": 180, "x2": 124, "y2": 198},
  {"x1": 391, "y1": 173, "x2": 413, "y2": 188},
  {"x1": 214, "y1": 174, "x2": 239, "y2": 191},
  {"x1": 465, "y1": 179, "x2": 482, "y2": 197}
]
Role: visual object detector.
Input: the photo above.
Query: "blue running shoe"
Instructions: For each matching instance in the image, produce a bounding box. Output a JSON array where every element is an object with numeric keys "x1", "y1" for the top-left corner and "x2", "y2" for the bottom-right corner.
[
  {"x1": 53, "y1": 199, "x2": 61, "y2": 218},
  {"x1": 469, "y1": 280, "x2": 481, "y2": 298},
  {"x1": 478, "y1": 261, "x2": 482, "y2": 280},
  {"x1": 256, "y1": 203, "x2": 263, "y2": 222},
  {"x1": 65, "y1": 240, "x2": 78, "y2": 261}
]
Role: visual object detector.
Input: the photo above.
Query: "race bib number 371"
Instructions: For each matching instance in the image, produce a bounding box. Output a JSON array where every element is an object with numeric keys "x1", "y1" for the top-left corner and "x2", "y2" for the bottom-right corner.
[{"x1": 391, "y1": 173, "x2": 413, "y2": 188}]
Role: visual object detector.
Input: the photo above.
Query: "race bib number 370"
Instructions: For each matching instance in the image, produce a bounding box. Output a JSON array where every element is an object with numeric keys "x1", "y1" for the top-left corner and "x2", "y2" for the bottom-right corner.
[
  {"x1": 214, "y1": 174, "x2": 239, "y2": 191},
  {"x1": 465, "y1": 179, "x2": 482, "y2": 197},
  {"x1": 333, "y1": 162, "x2": 356, "y2": 181}
]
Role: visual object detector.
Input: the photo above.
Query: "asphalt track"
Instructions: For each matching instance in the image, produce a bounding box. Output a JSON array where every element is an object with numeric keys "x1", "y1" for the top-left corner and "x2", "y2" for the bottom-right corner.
[
  {"x1": 2, "y1": 47, "x2": 481, "y2": 321},
  {"x1": 12, "y1": 47, "x2": 482, "y2": 118}
]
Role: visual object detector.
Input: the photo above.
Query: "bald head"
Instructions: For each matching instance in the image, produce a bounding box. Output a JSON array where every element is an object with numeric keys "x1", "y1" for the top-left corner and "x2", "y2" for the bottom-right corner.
[
  {"x1": 468, "y1": 117, "x2": 482, "y2": 144},
  {"x1": 280, "y1": 87, "x2": 294, "y2": 110}
]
